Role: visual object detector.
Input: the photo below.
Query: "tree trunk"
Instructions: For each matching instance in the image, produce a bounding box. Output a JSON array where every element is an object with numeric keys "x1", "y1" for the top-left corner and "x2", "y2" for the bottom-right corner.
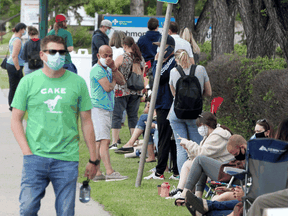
[
  {"x1": 130, "y1": 0, "x2": 144, "y2": 15},
  {"x1": 237, "y1": 0, "x2": 277, "y2": 59},
  {"x1": 263, "y1": 0, "x2": 288, "y2": 64},
  {"x1": 172, "y1": 0, "x2": 195, "y2": 32},
  {"x1": 194, "y1": 0, "x2": 213, "y2": 43},
  {"x1": 211, "y1": 0, "x2": 236, "y2": 59},
  {"x1": 156, "y1": 1, "x2": 164, "y2": 16}
]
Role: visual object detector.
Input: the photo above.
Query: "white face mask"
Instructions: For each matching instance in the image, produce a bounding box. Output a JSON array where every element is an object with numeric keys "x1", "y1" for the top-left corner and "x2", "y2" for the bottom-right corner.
[
  {"x1": 99, "y1": 57, "x2": 107, "y2": 67},
  {"x1": 198, "y1": 125, "x2": 208, "y2": 137}
]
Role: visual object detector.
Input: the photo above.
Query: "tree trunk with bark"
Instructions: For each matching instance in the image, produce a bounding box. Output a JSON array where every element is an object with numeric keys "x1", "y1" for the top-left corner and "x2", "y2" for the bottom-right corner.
[
  {"x1": 130, "y1": 0, "x2": 144, "y2": 15},
  {"x1": 172, "y1": 0, "x2": 195, "y2": 32},
  {"x1": 211, "y1": 0, "x2": 236, "y2": 59},
  {"x1": 194, "y1": 0, "x2": 213, "y2": 43},
  {"x1": 237, "y1": 0, "x2": 277, "y2": 59},
  {"x1": 263, "y1": 0, "x2": 288, "y2": 64},
  {"x1": 156, "y1": 1, "x2": 164, "y2": 16}
]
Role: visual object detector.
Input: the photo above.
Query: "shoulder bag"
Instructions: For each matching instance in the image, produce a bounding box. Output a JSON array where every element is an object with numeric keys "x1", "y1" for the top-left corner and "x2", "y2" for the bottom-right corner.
[{"x1": 126, "y1": 61, "x2": 144, "y2": 91}]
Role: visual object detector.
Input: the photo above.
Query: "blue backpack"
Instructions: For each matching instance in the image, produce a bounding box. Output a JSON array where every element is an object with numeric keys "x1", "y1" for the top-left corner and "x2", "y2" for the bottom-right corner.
[{"x1": 174, "y1": 65, "x2": 203, "y2": 119}]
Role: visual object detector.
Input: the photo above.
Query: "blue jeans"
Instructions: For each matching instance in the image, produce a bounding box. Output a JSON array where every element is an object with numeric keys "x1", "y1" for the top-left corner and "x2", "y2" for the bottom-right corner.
[
  {"x1": 169, "y1": 108, "x2": 202, "y2": 173},
  {"x1": 206, "y1": 200, "x2": 239, "y2": 216},
  {"x1": 63, "y1": 63, "x2": 77, "y2": 74},
  {"x1": 19, "y1": 155, "x2": 79, "y2": 216},
  {"x1": 136, "y1": 114, "x2": 156, "y2": 145}
]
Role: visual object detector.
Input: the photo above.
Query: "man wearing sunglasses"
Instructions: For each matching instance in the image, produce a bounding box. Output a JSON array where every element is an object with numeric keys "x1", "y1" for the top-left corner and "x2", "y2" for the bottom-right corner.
[
  {"x1": 10, "y1": 35, "x2": 99, "y2": 215},
  {"x1": 47, "y1": 14, "x2": 78, "y2": 74}
]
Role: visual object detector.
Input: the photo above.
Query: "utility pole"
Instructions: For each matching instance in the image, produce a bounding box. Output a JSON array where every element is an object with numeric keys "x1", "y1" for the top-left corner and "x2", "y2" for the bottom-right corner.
[{"x1": 39, "y1": 0, "x2": 48, "y2": 39}]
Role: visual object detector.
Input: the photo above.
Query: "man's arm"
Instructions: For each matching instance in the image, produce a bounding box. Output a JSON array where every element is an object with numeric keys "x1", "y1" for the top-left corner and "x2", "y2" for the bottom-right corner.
[
  {"x1": 106, "y1": 57, "x2": 126, "y2": 85},
  {"x1": 98, "y1": 77, "x2": 116, "y2": 92},
  {"x1": 80, "y1": 110, "x2": 99, "y2": 179},
  {"x1": 11, "y1": 108, "x2": 32, "y2": 155}
]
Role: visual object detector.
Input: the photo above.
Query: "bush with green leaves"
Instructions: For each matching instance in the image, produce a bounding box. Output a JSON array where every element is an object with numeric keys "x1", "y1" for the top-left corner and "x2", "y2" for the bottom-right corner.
[
  {"x1": 205, "y1": 54, "x2": 287, "y2": 139},
  {"x1": 67, "y1": 26, "x2": 92, "y2": 48}
]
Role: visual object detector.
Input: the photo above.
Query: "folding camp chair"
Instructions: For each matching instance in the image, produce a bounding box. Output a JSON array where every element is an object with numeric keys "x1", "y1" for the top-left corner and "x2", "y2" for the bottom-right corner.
[{"x1": 224, "y1": 138, "x2": 288, "y2": 216}]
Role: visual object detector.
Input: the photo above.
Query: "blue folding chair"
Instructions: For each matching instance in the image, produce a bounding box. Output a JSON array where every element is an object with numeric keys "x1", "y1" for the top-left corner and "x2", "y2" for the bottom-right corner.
[{"x1": 224, "y1": 138, "x2": 288, "y2": 216}]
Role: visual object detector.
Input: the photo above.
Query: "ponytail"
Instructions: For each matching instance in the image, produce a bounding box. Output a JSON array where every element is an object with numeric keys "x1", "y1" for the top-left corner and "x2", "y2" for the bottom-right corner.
[
  {"x1": 175, "y1": 49, "x2": 190, "y2": 69},
  {"x1": 123, "y1": 36, "x2": 142, "y2": 63}
]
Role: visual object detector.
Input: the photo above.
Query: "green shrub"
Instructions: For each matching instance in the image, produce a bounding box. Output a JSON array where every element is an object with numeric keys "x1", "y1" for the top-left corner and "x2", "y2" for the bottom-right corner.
[
  {"x1": 67, "y1": 26, "x2": 92, "y2": 48},
  {"x1": 205, "y1": 54, "x2": 287, "y2": 139}
]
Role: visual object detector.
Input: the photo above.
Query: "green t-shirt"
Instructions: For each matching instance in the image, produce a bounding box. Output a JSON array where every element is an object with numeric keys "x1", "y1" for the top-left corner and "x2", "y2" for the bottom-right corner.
[
  {"x1": 47, "y1": 28, "x2": 73, "y2": 64},
  {"x1": 11, "y1": 69, "x2": 92, "y2": 161}
]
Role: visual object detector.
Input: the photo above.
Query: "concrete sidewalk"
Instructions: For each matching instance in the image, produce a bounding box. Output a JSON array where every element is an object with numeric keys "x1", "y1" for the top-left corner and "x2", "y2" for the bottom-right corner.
[{"x1": 0, "y1": 88, "x2": 111, "y2": 216}]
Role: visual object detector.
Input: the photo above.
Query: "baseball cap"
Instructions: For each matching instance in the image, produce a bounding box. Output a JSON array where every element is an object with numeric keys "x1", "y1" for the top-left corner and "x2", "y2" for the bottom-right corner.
[
  {"x1": 55, "y1": 14, "x2": 67, "y2": 23},
  {"x1": 100, "y1": 20, "x2": 112, "y2": 28},
  {"x1": 153, "y1": 35, "x2": 175, "y2": 47}
]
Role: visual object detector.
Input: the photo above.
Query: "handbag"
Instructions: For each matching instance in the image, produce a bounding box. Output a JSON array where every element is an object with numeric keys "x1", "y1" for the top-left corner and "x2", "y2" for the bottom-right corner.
[
  {"x1": 1, "y1": 50, "x2": 9, "y2": 70},
  {"x1": 126, "y1": 62, "x2": 144, "y2": 91}
]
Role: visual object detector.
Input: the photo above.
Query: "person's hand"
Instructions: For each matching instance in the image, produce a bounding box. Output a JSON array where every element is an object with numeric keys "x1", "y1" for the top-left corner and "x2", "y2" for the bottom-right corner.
[
  {"x1": 154, "y1": 52, "x2": 159, "y2": 61},
  {"x1": 84, "y1": 162, "x2": 98, "y2": 180},
  {"x1": 233, "y1": 186, "x2": 244, "y2": 201},
  {"x1": 106, "y1": 58, "x2": 116, "y2": 71}
]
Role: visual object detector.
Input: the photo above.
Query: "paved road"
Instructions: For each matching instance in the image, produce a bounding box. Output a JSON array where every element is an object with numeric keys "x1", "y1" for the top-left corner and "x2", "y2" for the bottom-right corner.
[{"x1": 0, "y1": 88, "x2": 111, "y2": 216}]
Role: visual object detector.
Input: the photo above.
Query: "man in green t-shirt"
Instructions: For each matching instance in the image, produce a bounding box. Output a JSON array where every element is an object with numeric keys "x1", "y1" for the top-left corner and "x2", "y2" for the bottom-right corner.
[
  {"x1": 47, "y1": 14, "x2": 77, "y2": 74},
  {"x1": 11, "y1": 35, "x2": 99, "y2": 215}
]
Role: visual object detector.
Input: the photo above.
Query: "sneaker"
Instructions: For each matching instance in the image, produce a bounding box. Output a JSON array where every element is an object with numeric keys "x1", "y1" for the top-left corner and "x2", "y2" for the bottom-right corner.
[
  {"x1": 144, "y1": 172, "x2": 164, "y2": 180},
  {"x1": 109, "y1": 143, "x2": 118, "y2": 150},
  {"x1": 169, "y1": 188, "x2": 183, "y2": 197},
  {"x1": 105, "y1": 171, "x2": 128, "y2": 181},
  {"x1": 114, "y1": 147, "x2": 134, "y2": 154},
  {"x1": 92, "y1": 174, "x2": 106, "y2": 182},
  {"x1": 148, "y1": 167, "x2": 156, "y2": 173},
  {"x1": 172, "y1": 191, "x2": 183, "y2": 199},
  {"x1": 169, "y1": 174, "x2": 180, "y2": 180}
]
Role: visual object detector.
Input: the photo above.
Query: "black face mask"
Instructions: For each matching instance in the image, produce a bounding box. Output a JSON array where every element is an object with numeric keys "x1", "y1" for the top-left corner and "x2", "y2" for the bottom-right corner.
[
  {"x1": 235, "y1": 149, "x2": 246, "y2": 161},
  {"x1": 255, "y1": 131, "x2": 266, "y2": 138}
]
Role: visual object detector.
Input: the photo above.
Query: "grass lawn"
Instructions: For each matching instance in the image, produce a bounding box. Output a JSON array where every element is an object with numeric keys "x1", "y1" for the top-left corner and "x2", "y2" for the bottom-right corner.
[
  {"x1": 78, "y1": 103, "x2": 192, "y2": 216},
  {"x1": 0, "y1": 59, "x2": 9, "y2": 89}
]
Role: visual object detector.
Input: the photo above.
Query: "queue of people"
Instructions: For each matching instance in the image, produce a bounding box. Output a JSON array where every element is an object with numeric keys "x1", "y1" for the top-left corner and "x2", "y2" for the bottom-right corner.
[{"x1": 5, "y1": 16, "x2": 287, "y2": 216}]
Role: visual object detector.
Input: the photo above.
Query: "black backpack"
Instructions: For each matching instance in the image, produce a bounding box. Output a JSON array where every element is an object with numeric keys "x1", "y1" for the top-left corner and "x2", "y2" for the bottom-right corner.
[
  {"x1": 174, "y1": 65, "x2": 203, "y2": 119},
  {"x1": 28, "y1": 41, "x2": 43, "y2": 69}
]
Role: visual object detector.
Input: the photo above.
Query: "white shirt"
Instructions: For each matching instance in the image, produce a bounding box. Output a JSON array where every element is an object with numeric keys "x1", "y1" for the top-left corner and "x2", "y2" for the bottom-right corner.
[
  {"x1": 111, "y1": 46, "x2": 125, "y2": 61},
  {"x1": 170, "y1": 34, "x2": 194, "y2": 58}
]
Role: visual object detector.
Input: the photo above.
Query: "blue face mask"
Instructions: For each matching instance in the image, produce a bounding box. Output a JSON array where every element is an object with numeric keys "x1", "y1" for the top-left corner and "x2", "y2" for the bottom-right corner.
[
  {"x1": 105, "y1": 29, "x2": 111, "y2": 35},
  {"x1": 43, "y1": 52, "x2": 65, "y2": 71},
  {"x1": 164, "y1": 46, "x2": 174, "y2": 58},
  {"x1": 22, "y1": 30, "x2": 26, "y2": 36}
]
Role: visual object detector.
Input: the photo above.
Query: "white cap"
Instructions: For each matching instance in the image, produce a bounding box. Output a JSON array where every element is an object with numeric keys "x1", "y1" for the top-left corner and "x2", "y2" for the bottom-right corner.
[{"x1": 100, "y1": 20, "x2": 112, "y2": 28}]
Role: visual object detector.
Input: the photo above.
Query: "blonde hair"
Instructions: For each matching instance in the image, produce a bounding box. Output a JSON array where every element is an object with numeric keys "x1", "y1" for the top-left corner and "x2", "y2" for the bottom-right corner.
[
  {"x1": 180, "y1": 27, "x2": 200, "y2": 54},
  {"x1": 109, "y1": 31, "x2": 122, "y2": 48},
  {"x1": 175, "y1": 49, "x2": 190, "y2": 69}
]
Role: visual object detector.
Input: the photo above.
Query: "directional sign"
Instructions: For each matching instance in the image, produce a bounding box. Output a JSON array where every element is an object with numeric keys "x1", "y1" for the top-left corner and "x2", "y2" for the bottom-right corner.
[{"x1": 157, "y1": 0, "x2": 179, "y2": 4}]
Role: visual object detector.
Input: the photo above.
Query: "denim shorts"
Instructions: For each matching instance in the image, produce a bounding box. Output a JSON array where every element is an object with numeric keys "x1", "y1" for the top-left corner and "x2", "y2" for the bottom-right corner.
[
  {"x1": 92, "y1": 107, "x2": 112, "y2": 141},
  {"x1": 112, "y1": 95, "x2": 141, "y2": 129},
  {"x1": 19, "y1": 154, "x2": 78, "y2": 216}
]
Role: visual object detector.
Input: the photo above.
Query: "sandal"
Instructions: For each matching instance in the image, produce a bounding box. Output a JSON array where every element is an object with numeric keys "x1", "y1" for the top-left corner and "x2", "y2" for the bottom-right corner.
[{"x1": 174, "y1": 197, "x2": 185, "y2": 206}]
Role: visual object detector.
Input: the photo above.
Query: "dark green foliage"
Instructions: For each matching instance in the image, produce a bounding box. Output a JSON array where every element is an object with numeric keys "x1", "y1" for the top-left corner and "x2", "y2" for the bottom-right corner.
[
  {"x1": 205, "y1": 54, "x2": 287, "y2": 139},
  {"x1": 67, "y1": 26, "x2": 92, "y2": 48}
]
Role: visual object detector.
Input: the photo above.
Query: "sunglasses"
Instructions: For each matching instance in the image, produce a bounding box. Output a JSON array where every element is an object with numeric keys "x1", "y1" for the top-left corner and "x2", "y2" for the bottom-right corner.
[{"x1": 43, "y1": 49, "x2": 67, "y2": 56}]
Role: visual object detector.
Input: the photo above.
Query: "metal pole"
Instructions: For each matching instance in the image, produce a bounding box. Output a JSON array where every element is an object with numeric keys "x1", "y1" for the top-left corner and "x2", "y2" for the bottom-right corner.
[
  {"x1": 39, "y1": 0, "x2": 48, "y2": 39},
  {"x1": 135, "y1": 3, "x2": 173, "y2": 187}
]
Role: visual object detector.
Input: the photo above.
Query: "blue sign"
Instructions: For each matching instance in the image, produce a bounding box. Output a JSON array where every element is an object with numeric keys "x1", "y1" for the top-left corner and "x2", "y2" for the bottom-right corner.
[
  {"x1": 103, "y1": 16, "x2": 175, "y2": 28},
  {"x1": 158, "y1": 0, "x2": 178, "y2": 4}
]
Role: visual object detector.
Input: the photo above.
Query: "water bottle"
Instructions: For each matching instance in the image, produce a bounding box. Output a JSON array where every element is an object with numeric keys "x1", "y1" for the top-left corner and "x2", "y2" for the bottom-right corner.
[{"x1": 79, "y1": 179, "x2": 91, "y2": 203}]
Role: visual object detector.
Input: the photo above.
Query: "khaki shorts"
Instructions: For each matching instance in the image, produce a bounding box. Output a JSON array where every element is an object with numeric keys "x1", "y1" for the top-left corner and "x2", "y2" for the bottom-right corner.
[{"x1": 92, "y1": 107, "x2": 112, "y2": 141}]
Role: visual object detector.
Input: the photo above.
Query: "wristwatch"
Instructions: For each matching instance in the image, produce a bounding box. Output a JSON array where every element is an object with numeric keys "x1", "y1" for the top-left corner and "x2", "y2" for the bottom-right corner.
[{"x1": 89, "y1": 159, "x2": 100, "y2": 166}]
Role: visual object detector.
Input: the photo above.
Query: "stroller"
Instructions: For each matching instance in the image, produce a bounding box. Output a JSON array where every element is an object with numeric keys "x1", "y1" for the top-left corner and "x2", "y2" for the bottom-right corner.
[{"x1": 224, "y1": 138, "x2": 288, "y2": 216}]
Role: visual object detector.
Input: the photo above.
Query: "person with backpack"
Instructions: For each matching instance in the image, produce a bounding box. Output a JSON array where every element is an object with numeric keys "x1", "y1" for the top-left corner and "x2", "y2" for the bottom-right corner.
[
  {"x1": 169, "y1": 49, "x2": 212, "y2": 174},
  {"x1": 21, "y1": 26, "x2": 43, "y2": 75}
]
